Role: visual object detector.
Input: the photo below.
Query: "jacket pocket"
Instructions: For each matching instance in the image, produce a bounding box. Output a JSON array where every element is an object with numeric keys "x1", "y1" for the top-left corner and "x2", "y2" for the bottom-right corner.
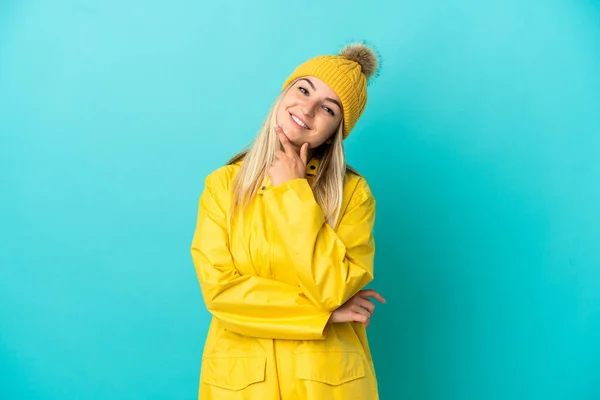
[
  {"x1": 201, "y1": 356, "x2": 266, "y2": 391},
  {"x1": 295, "y1": 351, "x2": 366, "y2": 385}
]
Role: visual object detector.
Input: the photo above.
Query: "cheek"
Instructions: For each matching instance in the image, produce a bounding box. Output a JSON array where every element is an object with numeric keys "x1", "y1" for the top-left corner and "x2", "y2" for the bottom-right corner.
[
  {"x1": 277, "y1": 94, "x2": 296, "y2": 116},
  {"x1": 312, "y1": 117, "x2": 339, "y2": 143},
  {"x1": 276, "y1": 102, "x2": 288, "y2": 122},
  {"x1": 319, "y1": 116, "x2": 340, "y2": 135}
]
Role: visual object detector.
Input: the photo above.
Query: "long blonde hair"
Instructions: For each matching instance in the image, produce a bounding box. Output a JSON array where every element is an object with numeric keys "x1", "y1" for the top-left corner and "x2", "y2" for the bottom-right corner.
[{"x1": 227, "y1": 80, "x2": 347, "y2": 229}]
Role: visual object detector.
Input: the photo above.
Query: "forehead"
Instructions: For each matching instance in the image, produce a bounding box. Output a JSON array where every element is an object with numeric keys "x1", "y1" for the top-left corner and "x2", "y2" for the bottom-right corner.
[{"x1": 296, "y1": 76, "x2": 340, "y2": 101}]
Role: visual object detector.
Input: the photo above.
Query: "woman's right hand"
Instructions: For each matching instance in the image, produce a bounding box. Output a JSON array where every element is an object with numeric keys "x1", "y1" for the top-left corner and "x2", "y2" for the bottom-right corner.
[{"x1": 329, "y1": 289, "x2": 386, "y2": 328}]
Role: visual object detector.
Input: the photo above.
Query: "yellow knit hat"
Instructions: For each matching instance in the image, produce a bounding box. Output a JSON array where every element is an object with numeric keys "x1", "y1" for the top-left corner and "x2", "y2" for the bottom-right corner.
[{"x1": 282, "y1": 43, "x2": 380, "y2": 139}]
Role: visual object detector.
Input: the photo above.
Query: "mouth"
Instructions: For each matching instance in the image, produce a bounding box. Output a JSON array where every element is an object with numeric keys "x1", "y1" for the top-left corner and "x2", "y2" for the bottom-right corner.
[{"x1": 289, "y1": 112, "x2": 310, "y2": 130}]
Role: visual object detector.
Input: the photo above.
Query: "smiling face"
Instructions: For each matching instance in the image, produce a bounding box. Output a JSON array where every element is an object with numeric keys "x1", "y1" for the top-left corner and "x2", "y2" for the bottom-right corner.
[{"x1": 275, "y1": 76, "x2": 343, "y2": 151}]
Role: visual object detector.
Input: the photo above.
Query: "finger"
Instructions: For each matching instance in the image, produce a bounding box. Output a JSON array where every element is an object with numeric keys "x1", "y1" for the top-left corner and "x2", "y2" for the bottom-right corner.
[
  {"x1": 278, "y1": 133, "x2": 296, "y2": 156},
  {"x1": 358, "y1": 290, "x2": 386, "y2": 304},
  {"x1": 351, "y1": 311, "x2": 370, "y2": 324},
  {"x1": 273, "y1": 123, "x2": 285, "y2": 135},
  {"x1": 274, "y1": 150, "x2": 286, "y2": 160},
  {"x1": 274, "y1": 125, "x2": 296, "y2": 156},
  {"x1": 365, "y1": 319, "x2": 371, "y2": 328},
  {"x1": 355, "y1": 297, "x2": 375, "y2": 314},
  {"x1": 300, "y1": 143, "x2": 309, "y2": 165},
  {"x1": 358, "y1": 289, "x2": 386, "y2": 304},
  {"x1": 352, "y1": 304, "x2": 371, "y2": 318}
]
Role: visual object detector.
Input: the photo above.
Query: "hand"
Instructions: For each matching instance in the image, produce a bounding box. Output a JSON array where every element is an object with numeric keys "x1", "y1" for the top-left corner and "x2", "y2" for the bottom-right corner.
[
  {"x1": 267, "y1": 125, "x2": 309, "y2": 187},
  {"x1": 329, "y1": 289, "x2": 387, "y2": 328}
]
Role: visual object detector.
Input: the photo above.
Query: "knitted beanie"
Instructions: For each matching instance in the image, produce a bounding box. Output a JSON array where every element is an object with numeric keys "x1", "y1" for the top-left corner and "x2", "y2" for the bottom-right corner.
[{"x1": 282, "y1": 43, "x2": 379, "y2": 139}]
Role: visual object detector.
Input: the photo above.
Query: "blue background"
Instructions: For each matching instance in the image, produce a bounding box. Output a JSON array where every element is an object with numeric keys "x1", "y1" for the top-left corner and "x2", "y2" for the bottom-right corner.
[{"x1": 1, "y1": 0, "x2": 599, "y2": 398}]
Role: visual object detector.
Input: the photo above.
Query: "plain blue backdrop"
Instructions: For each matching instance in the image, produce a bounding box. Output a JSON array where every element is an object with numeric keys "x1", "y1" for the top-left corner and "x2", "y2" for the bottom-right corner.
[{"x1": 1, "y1": 0, "x2": 599, "y2": 399}]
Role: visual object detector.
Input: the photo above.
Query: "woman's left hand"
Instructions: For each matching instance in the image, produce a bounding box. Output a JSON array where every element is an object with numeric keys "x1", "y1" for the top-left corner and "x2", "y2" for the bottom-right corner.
[
  {"x1": 329, "y1": 289, "x2": 386, "y2": 328},
  {"x1": 268, "y1": 125, "x2": 309, "y2": 187}
]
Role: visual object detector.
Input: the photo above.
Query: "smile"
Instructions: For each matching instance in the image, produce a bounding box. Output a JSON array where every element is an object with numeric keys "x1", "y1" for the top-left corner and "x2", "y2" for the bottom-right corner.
[{"x1": 290, "y1": 113, "x2": 310, "y2": 130}]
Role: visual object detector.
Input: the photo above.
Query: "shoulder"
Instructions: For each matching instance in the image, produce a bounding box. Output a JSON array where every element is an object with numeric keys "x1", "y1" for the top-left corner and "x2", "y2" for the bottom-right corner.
[
  {"x1": 203, "y1": 161, "x2": 241, "y2": 194},
  {"x1": 343, "y1": 166, "x2": 375, "y2": 208}
]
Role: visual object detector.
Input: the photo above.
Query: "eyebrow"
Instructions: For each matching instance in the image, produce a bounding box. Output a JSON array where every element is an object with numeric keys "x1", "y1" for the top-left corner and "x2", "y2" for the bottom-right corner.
[{"x1": 299, "y1": 78, "x2": 342, "y2": 111}]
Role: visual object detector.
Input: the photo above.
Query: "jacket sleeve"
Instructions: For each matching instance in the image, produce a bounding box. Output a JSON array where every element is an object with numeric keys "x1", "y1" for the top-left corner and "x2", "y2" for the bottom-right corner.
[
  {"x1": 262, "y1": 177, "x2": 376, "y2": 311},
  {"x1": 190, "y1": 174, "x2": 331, "y2": 340}
]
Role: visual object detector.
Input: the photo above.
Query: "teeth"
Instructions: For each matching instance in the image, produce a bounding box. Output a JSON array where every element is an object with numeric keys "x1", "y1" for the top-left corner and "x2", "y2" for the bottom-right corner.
[{"x1": 292, "y1": 114, "x2": 308, "y2": 129}]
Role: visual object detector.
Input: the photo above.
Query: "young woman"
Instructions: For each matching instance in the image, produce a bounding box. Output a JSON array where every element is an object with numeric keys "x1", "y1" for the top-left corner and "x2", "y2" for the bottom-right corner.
[{"x1": 191, "y1": 42, "x2": 385, "y2": 399}]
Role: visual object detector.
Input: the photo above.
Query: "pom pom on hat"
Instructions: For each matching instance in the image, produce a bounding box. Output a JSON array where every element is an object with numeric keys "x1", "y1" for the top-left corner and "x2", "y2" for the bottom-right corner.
[
  {"x1": 282, "y1": 42, "x2": 381, "y2": 139},
  {"x1": 339, "y1": 43, "x2": 379, "y2": 81}
]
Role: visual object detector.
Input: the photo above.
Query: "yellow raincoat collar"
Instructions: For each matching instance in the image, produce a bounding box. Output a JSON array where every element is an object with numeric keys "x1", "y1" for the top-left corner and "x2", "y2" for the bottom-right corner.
[
  {"x1": 233, "y1": 156, "x2": 320, "y2": 193},
  {"x1": 306, "y1": 158, "x2": 319, "y2": 176},
  {"x1": 233, "y1": 157, "x2": 320, "y2": 176}
]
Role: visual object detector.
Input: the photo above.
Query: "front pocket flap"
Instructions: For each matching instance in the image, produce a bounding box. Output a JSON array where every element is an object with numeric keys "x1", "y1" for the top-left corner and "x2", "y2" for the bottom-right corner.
[
  {"x1": 201, "y1": 356, "x2": 266, "y2": 391},
  {"x1": 295, "y1": 351, "x2": 366, "y2": 386}
]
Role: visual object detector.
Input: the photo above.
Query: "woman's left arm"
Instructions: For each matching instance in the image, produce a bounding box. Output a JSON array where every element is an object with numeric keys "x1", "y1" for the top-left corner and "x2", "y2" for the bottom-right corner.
[{"x1": 263, "y1": 176, "x2": 376, "y2": 312}]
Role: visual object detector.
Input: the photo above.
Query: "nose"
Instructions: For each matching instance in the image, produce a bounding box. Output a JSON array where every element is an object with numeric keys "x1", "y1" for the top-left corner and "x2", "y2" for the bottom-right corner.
[{"x1": 301, "y1": 99, "x2": 318, "y2": 118}]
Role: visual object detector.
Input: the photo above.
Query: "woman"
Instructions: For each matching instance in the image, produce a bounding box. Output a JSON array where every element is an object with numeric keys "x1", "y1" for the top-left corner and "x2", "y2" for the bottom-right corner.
[{"x1": 191, "y1": 42, "x2": 385, "y2": 399}]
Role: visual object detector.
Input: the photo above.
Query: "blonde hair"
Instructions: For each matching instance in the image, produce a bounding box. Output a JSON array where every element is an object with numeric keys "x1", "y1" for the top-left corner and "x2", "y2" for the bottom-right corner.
[{"x1": 227, "y1": 80, "x2": 347, "y2": 229}]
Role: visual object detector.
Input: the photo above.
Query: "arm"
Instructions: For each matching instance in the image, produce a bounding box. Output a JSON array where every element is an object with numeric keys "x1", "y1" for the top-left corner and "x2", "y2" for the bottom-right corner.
[
  {"x1": 263, "y1": 176, "x2": 376, "y2": 311},
  {"x1": 190, "y1": 174, "x2": 331, "y2": 340}
]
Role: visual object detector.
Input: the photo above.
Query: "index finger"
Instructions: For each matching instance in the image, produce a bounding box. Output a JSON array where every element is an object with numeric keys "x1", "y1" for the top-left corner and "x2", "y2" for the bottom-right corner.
[
  {"x1": 358, "y1": 289, "x2": 387, "y2": 304},
  {"x1": 273, "y1": 124, "x2": 296, "y2": 156}
]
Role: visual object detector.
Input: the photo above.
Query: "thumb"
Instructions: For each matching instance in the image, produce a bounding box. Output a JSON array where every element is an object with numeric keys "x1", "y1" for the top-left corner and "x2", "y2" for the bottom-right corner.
[{"x1": 300, "y1": 143, "x2": 309, "y2": 165}]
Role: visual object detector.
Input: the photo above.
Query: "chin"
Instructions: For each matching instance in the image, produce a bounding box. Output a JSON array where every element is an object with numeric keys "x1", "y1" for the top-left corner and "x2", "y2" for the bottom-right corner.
[
  {"x1": 286, "y1": 135, "x2": 303, "y2": 147},
  {"x1": 283, "y1": 130, "x2": 306, "y2": 148},
  {"x1": 281, "y1": 123, "x2": 301, "y2": 140}
]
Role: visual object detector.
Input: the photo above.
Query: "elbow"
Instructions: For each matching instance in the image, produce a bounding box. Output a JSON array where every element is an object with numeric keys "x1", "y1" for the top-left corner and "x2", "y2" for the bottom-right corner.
[
  {"x1": 314, "y1": 269, "x2": 375, "y2": 312},
  {"x1": 199, "y1": 282, "x2": 222, "y2": 313}
]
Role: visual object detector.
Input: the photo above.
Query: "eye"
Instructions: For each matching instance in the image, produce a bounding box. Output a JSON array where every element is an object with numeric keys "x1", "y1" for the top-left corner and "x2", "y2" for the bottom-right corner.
[
  {"x1": 323, "y1": 106, "x2": 335, "y2": 116},
  {"x1": 298, "y1": 86, "x2": 309, "y2": 95}
]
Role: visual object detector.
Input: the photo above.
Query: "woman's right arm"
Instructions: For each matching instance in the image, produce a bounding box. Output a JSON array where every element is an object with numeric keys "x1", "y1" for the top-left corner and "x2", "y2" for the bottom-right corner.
[{"x1": 190, "y1": 172, "x2": 332, "y2": 341}]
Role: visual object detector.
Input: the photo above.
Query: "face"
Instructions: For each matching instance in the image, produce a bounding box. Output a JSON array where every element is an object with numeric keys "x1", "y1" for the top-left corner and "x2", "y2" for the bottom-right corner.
[{"x1": 276, "y1": 76, "x2": 343, "y2": 151}]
